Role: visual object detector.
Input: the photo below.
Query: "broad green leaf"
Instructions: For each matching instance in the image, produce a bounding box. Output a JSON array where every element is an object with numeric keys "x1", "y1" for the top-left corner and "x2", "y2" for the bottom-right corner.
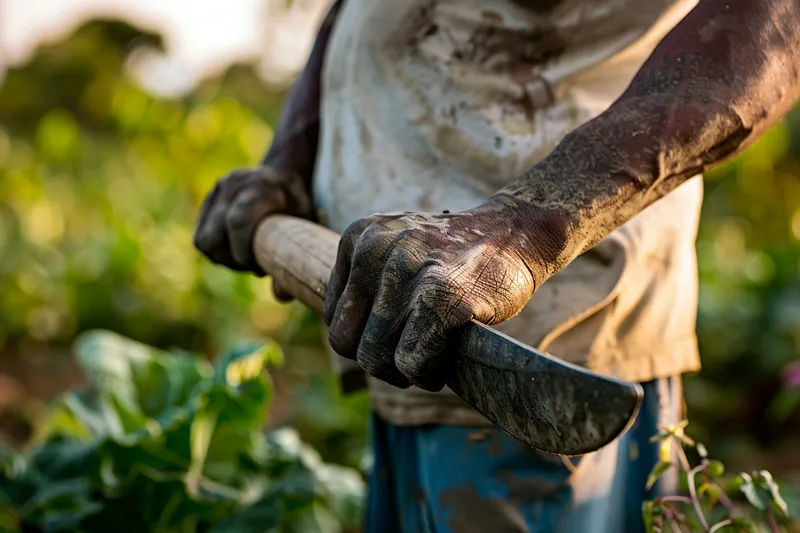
[
  {"x1": 209, "y1": 495, "x2": 282, "y2": 533},
  {"x1": 284, "y1": 502, "x2": 339, "y2": 533},
  {"x1": 0, "y1": 491, "x2": 20, "y2": 533},
  {"x1": 212, "y1": 340, "x2": 283, "y2": 383},
  {"x1": 29, "y1": 441, "x2": 98, "y2": 484},
  {"x1": 17, "y1": 479, "x2": 99, "y2": 527},
  {"x1": 646, "y1": 461, "x2": 672, "y2": 490},
  {"x1": 737, "y1": 473, "x2": 766, "y2": 511},
  {"x1": 313, "y1": 464, "x2": 365, "y2": 528},
  {"x1": 753, "y1": 470, "x2": 789, "y2": 519},
  {"x1": 731, "y1": 517, "x2": 759, "y2": 533},
  {"x1": 188, "y1": 403, "x2": 219, "y2": 494},
  {"x1": 74, "y1": 330, "x2": 211, "y2": 424}
]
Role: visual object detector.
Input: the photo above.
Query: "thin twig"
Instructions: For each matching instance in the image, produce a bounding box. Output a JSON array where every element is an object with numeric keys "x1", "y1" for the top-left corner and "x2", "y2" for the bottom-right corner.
[
  {"x1": 657, "y1": 496, "x2": 694, "y2": 505},
  {"x1": 678, "y1": 445, "x2": 710, "y2": 532},
  {"x1": 708, "y1": 519, "x2": 733, "y2": 533},
  {"x1": 668, "y1": 520, "x2": 685, "y2": 533},
  {"x1": 766, "y1": 511, "x2": 781, "y2": 533},
  {"x1": 709, "y1": 482, "x2": 738, "y2": 514},
  {"x1": 675, "y1": 438, "x2": 693, "y2": 472}
]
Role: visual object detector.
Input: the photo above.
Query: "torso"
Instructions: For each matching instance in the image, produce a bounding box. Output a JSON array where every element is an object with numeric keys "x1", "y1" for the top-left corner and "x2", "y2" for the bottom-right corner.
[
  {"x1": 313, "y1": 0, "x2": 705, "y2": 424},
  {"x1": 313, "y1": 0, "x2": 699, "y2": 229}
]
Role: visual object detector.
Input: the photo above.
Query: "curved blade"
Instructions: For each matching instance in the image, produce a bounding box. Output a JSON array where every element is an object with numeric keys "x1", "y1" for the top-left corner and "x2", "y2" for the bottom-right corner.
[{"x1": 446, "y1": 320, "x2": 644, "y2": 456}]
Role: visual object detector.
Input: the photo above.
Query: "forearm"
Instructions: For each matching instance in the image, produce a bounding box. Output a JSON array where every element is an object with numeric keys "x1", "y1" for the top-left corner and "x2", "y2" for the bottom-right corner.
[
  {"x1": 262, "y1": 1, "x2": 343, "y2": 183},
  {"x1": 495, "y1": 0, "x2": 800, "y2": 281}
]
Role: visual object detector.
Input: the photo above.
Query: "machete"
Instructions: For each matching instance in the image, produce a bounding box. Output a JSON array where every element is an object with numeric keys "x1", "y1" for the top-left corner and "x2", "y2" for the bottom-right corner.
[{"x1": 253, "y1": 215, "x2": 644, "y2": 456}]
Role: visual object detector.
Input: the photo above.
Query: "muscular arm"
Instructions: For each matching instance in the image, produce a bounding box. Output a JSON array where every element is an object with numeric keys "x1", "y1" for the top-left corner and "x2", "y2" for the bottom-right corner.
[
  {"x1": 194, "y1": 2, "x2": 343, "y2": 276},
  {"x1": 320, "y1": 0, "x2": 800, "y2": 392},
  {"x1": 495, "y1": 0, "x2": 800, "y2": 282},
  {"x1": 261, "y1": 0, "x2": 343, "y2": 184}
]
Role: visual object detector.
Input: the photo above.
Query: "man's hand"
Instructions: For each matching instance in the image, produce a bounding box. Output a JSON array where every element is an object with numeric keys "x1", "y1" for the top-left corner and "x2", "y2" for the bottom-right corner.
[
  {"x1": 193, "y1": 167, "x2": 314, "y2": 298},
  {"x1": 322, "y1": 200, "x2": 561, "y2": 391}
]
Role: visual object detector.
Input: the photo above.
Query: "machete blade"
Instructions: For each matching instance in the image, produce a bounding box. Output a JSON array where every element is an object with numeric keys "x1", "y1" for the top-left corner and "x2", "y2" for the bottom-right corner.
[{"x1": 446, "y1": 320, "x2": 644, "y2": 456}]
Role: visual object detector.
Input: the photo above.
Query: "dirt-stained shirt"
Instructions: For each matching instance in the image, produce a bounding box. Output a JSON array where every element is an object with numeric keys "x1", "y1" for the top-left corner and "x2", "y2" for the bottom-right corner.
[{"x1": 312, "y1": 0, "x2": 703, "y2": 426}]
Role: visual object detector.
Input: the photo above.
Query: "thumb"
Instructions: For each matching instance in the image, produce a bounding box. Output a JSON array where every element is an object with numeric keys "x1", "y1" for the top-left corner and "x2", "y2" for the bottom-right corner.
[{"x1": 272, "y1": 278, "x2": 295, "y2": 302}]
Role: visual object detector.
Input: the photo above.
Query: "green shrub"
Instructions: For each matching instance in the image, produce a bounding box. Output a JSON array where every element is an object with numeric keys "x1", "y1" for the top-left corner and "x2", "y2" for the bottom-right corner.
[
  {"x1": 643, "y1": 421, "x2": 793, "y2": 532},
  {"x1": 0, "y1": 330, "x2": 365, "y2": 532}
]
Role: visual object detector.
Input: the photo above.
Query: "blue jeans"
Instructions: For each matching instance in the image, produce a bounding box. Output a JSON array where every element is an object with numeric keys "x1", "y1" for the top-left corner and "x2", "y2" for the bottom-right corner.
[{"x1": 365, "y1": 377, "x2": 682, "y2": 533}]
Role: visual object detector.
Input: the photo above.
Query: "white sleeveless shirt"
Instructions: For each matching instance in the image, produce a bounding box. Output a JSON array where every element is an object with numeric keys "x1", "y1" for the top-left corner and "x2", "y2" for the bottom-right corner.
[{"x1": 313, "y1": 0, "x2": 703, "y2": 426}]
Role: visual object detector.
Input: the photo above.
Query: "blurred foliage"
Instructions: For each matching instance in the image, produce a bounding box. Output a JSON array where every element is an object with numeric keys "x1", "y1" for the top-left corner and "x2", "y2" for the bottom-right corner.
[
  {"x1": 688, "y1": 109, "x2": 800, "y2": 462},
  {"x1": 0, "y1": 19, "x2": 369, "y2": 470},
  {"x1": 0, "y1": 10, "x2": 798, "y2": 498},
  {"x1": 0, "y1": 330, "x2": 365, "y2": 532}
]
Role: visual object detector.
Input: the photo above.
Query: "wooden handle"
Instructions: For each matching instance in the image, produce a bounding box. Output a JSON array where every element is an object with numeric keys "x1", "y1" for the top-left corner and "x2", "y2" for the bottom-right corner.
[
  {"x1": 250, "y1": 214, "x2": 643, "y2": 454},
  {"x1": 253, "y1": 215, "x2": 340, "y2": 313}
]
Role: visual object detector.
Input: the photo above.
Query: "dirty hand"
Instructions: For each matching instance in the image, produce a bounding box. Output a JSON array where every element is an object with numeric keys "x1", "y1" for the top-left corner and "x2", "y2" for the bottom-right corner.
[
  {"x1": 323, "y1": 198, "x2": 557, "y2": 391},
  {"x1": 193, "y1": 167, "x2": 314, "y2": 299}
]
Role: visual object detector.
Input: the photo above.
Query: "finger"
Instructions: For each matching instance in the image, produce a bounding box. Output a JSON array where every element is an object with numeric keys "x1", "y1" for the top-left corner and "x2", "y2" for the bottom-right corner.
[
  {"x1": 194, "y1": 170, "x2": 250, "y2": 249},
  {"x1": 326, "y1": 267, "x2": 375, "y2": 359},
  {"x1": 326, "y1": 227, "x2": 413, "y2": 358},
  {"x1": 356, "y1": 311, "x2": 412, "y2": 389},
  {"x1": 352, "y1": 255, "x2": 418, "y2": 389},
  {"x1": 271, "y1": 278, "x2": 294, "y2": 302},
  {"x1": 193, "y1": 182, "x2": 224, "y2": 253},
  {"x1": 395, "y1": 305, "x2": 452, "y2": 392},
  {"x1": 226, "y1": 185, "x2": 285, "y2": 275},
  {"x1": 322, "y1": 218, "x2": 373, "y2": 326}
]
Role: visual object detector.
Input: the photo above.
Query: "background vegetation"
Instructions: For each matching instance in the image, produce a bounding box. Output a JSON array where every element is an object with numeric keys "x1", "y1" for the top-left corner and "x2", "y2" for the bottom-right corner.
[{"x1": 0, "y1": 15, "x2": 798, "y2": 531}]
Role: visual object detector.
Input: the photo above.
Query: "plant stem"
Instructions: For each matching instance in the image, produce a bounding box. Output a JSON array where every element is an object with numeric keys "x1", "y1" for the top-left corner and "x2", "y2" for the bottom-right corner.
[
  {"x1": 766, "y1": 511, "x2": 781, "y2": 533},
  {"x1": 710, "y1": 483, "x2": 737, "y2": 513},
  {"x1": 675, "y1": 439, "x2": 693, "y2": 472},
  {"x1": 668, "y1": 520, "x2": 685, "y2": 533},
  {"x1": 708, "y1": 519, "x2": 733, "y2": 533},
  {"x1": 679, "y1": 444, "x2": 710, "y2": 532},
  {"x1": 657, "y1": 496, "x2": 694, "y2": 505}
]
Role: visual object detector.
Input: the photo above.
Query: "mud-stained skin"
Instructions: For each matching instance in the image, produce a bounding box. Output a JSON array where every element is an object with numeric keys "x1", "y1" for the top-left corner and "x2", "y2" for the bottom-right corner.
[
  {"x1": 494, "y1": 0, "x2": 800, "y2": 277},
  {"x1": 194, "y1": 167, "x2": 314, "y2": 282},
  {"x1": 194, "y1": 1, "x2": 341, "y2": 283},
  {"x1": 322, "y1": 0, "x2": 800, "y2": 401},
  {"x1": 321, "y1": 200, "x2": 571, "y2": 391}
]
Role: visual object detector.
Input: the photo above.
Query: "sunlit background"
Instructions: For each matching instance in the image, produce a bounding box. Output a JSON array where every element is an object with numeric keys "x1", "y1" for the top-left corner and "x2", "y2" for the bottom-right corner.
[{"x1": 0, "y1": 0, "x2": 799, "y2": 530}]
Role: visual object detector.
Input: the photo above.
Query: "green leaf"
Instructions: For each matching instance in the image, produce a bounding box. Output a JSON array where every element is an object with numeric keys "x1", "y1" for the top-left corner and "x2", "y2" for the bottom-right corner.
[
  {"x1": 753, "y1": 470, "x2": 789, "y2": 519},
  {"x1": 0, "y1": 491, "x2": 20, "y2": 533},
  {"x1": 17, "y1": 478, "x2": 101, "y2": 529},
  {"x1": 642, "y1": 501, "x2": 655, "y2": 533},
  {"x1": 212, "y1": 340, "x2": 283, "y2": 387},
  {"x1": 642, "y1": 501, "x2": 665, "y2": 533},
  {"x1": 29, "y1": 441, "x2": 98, "y2": 484},
  {"x1": 74, "y1": 329, "x2": 211, "y2": 424},
  {"x1": 284, "y1": 502, "x2": 340, "y2": 533},
  {"x1": 209, "y1": 495, "x2": 282, "y2": 533},
  {"x1": 737, "y1": 473, "x2": 766, "y2": 511},
  {"x1": 312, "y1": 463, "x2": 365, "y2": 527},
  {"x1": 646, "y1": 460, "x2": 672, "y2": 490},
  {"x1": 731, "y1": 517, "x2": 759, "y2": 533},
  {"x1": 700, "y1": 484, "x2": 720, "y2": 511}
]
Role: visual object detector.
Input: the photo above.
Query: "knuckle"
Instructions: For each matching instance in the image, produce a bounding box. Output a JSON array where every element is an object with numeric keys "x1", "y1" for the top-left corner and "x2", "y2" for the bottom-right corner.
[
  {"x1": 394, "y1": 351, "x2": 423, "y2": 379},
  {"x1": 327, "y1": 328, "x2": 352, "y2": 357},
  {"x1": 193, "y1": 223, "x2": 220, "y2": 253}
]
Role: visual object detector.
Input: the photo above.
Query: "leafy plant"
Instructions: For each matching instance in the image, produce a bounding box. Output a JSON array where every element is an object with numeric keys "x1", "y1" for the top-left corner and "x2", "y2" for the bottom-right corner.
[
  {"x1": 643, "y1": 421, "x2": 793, "y2": 532},
  {"x1": 0, "y1": 330, "x2": 365, "y2": 532}
]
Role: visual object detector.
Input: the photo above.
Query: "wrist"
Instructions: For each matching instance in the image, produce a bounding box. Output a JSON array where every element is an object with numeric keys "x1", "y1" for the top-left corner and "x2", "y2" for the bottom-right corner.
[
  {"x1": 256, "y1": 166, "x2": 316, "y2": 222},
  {"x1": 469, "y1": 194, "x2": 573, "y2": 288}
]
